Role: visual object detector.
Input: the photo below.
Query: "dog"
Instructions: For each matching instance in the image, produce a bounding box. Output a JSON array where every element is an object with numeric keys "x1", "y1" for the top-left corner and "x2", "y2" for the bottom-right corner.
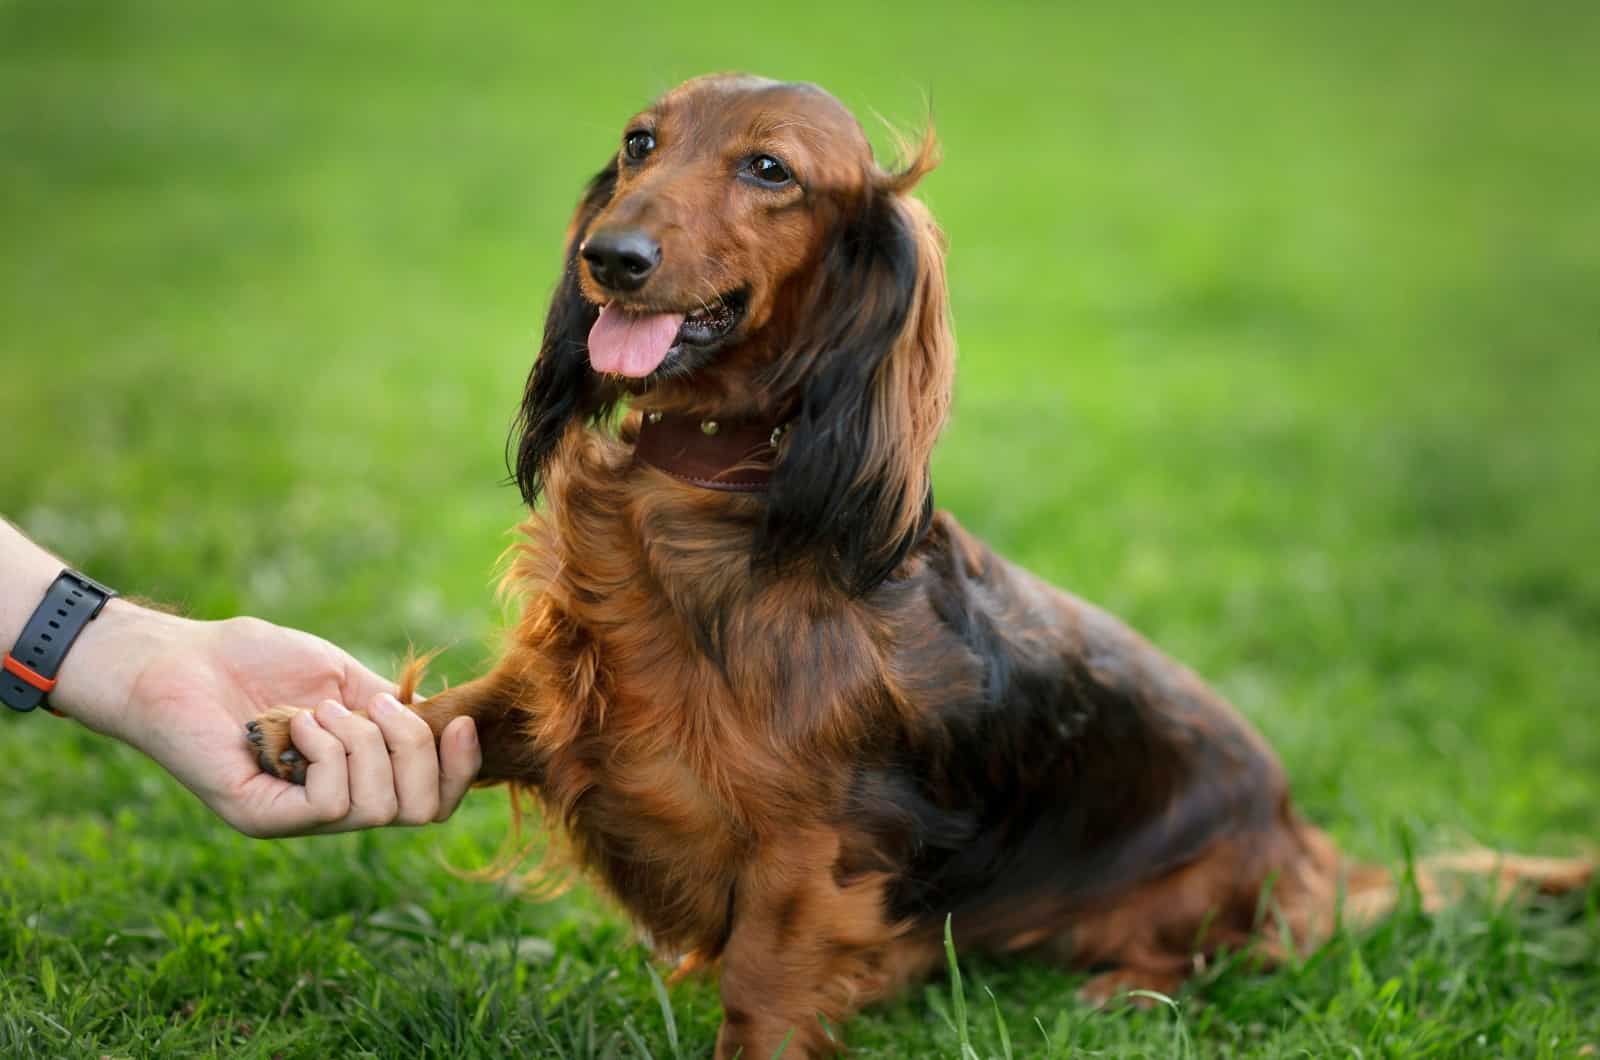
[{"x1": 249, "y1": 74, "x2": 1593, "y2": 1058}]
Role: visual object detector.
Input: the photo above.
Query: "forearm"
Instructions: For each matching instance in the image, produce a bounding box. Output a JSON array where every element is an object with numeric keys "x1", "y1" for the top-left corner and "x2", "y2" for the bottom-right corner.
[
  {"x1": 1, "y1": 517, "x2": 182, "y2": 738},
  {"x1": 0, "y1": 517, "x2": 65, "y2": 650}
]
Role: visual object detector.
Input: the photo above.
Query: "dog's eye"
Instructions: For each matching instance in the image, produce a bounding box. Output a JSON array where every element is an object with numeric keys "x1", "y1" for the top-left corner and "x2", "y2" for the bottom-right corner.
[
  {"x1": 746, "y1": 155, "x2": 793, "y2": 187},
  {"x1": 623, "y1": 131, "x2": 656, "y2": 162}
]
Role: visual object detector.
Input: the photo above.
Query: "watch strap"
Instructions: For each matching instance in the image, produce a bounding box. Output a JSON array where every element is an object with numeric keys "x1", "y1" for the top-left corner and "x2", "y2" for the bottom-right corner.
[{"x1": 3, "y1": 570, "x2": 117, "y2": 714}]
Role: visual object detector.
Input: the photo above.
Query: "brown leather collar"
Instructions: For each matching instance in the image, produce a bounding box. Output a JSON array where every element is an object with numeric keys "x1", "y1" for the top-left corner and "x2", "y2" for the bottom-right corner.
[{"x1": 633, "y1": 410, "x2": 789, "y2": 493}]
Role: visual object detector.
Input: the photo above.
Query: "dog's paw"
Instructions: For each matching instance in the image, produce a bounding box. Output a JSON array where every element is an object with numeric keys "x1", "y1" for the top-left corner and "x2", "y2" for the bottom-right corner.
[{"x1": 245, "y1": 706, "x2": 309, "y2": 784}]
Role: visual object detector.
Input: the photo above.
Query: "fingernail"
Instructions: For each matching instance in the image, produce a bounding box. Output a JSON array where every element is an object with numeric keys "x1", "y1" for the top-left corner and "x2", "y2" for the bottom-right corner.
[
  {"x1": 463, "y1": 720, "x2": 479, "y2": 748},
  {"x1": 319, "y1": 699, "x2": 350, "y2": 718},
  {"x1": 373, "y1": 693, "x2": 404, "y2": 718}
]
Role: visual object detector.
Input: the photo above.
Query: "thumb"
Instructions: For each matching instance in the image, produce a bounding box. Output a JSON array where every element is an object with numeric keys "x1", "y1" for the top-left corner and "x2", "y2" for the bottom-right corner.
[{"x1": 337, "y1": 653, "x2": 397, "y2": 708}]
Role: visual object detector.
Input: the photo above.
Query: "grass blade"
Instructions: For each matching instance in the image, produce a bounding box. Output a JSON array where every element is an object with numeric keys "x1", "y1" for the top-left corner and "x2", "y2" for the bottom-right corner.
[
  {"x1": 644, "y1": 962, "x2": 681, "y2": 1060},
  {"x1": 944, "y1": 914, "x2": 979, "y2": 1059},
  {"x1": 1126, "y1": 990, "x2": 1192, "y2": 1060},
  {"x1": 621, "y1": 1019, "x2": 655, "y2": 1060},
  {"x1": 985, "y1": 986, "x2": 1012, "y2": 1060}
]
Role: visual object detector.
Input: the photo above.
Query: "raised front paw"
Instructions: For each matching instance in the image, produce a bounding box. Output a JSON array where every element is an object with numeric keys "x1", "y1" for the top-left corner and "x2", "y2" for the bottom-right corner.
[{"x1": 245, "y1": 706, "x2": 309, "y2": 784}]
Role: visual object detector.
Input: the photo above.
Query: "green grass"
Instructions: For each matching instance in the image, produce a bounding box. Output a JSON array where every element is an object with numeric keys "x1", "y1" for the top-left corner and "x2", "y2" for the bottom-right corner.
[{"x1": 3, "y1": 0, "x2": 1599, "y2": 1055}]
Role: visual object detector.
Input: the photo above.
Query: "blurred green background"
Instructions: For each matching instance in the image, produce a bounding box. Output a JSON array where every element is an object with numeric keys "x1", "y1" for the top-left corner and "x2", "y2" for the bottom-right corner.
[{"x1": 3, "y1": 0, "x2": 1598, "y2": 1055}]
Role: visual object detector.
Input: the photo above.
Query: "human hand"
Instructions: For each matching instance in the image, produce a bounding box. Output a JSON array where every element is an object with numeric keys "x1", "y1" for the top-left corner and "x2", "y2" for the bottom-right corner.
[{"x1": 53, "y1": 602, "x2": 481, "y2": 837}]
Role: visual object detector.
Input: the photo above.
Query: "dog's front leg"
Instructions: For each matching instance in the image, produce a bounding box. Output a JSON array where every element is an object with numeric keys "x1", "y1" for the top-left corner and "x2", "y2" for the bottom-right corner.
[
  {"x1": 246, "y1": 669, "x2": 535, "y2": 785},
  {"x1": 714, "y1": 829, "x2": 924, "y2": 1060}
]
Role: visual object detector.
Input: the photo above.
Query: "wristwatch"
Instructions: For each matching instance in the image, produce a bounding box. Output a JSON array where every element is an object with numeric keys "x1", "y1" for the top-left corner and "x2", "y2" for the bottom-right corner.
[{"x1": 2, "y1": 569, "x2": 117, "y2": 714}]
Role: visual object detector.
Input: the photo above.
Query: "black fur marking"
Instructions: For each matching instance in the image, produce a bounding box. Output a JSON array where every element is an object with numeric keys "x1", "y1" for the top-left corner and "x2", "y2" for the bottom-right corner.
[
  {"x1": 848, "y1": 524, "x2": 1286, "y2": 942},
  {"x1": 511, "y1": 161, "x2": 622, "y2": 505},
  {"x1": 773, "y1": 890, "x2": 805, "y2": 946},
  {"x1": 755, "y1": 193, "x2": 927, "y2": 597}
]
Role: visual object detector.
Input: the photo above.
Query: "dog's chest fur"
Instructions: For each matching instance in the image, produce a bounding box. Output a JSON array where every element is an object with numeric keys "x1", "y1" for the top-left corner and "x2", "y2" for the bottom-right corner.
[{"x1": 507, "y1": 434, "x2": 884, "y2": 955}]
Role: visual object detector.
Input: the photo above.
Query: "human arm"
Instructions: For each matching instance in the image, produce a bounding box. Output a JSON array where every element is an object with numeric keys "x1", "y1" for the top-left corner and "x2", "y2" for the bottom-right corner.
[{"x1": 1, "y1": 518, "x2": 480, "y2": 837}]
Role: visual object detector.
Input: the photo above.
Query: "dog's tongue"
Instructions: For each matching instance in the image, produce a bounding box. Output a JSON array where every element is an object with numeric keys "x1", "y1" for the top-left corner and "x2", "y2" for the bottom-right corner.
[{"x1": 587, "y1": 304, "x2": 685, "y2": 377}]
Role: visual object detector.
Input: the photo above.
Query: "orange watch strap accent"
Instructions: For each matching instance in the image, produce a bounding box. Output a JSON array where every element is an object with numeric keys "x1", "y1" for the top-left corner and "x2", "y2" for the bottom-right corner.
[{"x1": 2, "y1": 653, "x2": 58, "y2": 693}]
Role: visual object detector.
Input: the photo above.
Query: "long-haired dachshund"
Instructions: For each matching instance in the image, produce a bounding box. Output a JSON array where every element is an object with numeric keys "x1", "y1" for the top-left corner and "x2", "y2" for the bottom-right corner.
[{"x1": 250, "y1": 74, "x2": 1592, "y2": 1058}]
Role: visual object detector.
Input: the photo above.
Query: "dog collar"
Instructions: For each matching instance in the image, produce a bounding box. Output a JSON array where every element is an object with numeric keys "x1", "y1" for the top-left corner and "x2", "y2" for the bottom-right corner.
[{"x1": 633, "y1": 410, "x2": 789, "y2": 493}]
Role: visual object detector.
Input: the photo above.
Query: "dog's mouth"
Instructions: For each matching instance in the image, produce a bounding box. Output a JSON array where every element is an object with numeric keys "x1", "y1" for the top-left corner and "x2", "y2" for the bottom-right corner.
[{"x1": 587, "y1": 290, "x2": 748, "y2": 378}]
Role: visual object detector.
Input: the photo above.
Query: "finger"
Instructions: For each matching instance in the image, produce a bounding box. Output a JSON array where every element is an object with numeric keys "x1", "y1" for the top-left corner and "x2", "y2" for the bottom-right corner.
[
  {"x1": 435, "y1": 716, "x2": 481, "y2": 821},
  {"x1": 368, "y1": 693, "x2": 440, "y2": 826},
  {"x1": 314, "y1": 699, "x2": 397, "y2": 827},
  {"x1": 290, "y1": 709, "x2": 352, "y2": 825}
]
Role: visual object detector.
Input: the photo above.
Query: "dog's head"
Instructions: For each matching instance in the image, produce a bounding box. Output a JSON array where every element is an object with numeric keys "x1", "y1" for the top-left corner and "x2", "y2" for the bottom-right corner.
[{"x1": 514, "y1": 74, "x2": 953, "y2": 594}]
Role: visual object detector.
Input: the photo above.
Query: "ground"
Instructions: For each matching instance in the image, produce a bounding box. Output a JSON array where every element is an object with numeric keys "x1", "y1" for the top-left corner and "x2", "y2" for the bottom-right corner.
[{"x1": 2, "y1": 0, "x2": 1598, "y2": 1056}]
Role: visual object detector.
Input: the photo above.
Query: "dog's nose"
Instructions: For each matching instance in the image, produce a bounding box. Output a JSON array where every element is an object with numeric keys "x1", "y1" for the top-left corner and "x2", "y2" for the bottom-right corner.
[{"x1": 580, "y1": 228, "x2": 661, "y2": 292}]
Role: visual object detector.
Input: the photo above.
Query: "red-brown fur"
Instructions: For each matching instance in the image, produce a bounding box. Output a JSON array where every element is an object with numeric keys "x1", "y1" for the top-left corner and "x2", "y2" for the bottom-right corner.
[{"x1": 250, "y1": 74, "x2": 1593, "y2": 1058}]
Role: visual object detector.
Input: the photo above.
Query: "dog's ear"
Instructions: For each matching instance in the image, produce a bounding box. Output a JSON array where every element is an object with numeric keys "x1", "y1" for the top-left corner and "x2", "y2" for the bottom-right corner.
[
  {"x1": 510, "y1": 160, "x2": 621, "y2": 505},
  {"x1": 758, "y1": 151, "x2": 954, "y2": 596}
]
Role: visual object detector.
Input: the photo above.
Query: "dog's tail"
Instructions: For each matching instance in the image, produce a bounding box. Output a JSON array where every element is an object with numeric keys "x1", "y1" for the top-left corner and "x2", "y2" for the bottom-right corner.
[{"x1": 1338, "y1": 847, "x2": 1593, "y2": 929}]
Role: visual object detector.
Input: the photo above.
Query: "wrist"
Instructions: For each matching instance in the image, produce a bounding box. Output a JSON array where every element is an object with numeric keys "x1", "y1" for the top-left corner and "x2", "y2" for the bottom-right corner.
[
  {"x1": 50, "y1": 598, "x2": 189, "y2": 739},
  {"x1": 2, "y1": 519, "x2": 192, "y2": 738}
]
